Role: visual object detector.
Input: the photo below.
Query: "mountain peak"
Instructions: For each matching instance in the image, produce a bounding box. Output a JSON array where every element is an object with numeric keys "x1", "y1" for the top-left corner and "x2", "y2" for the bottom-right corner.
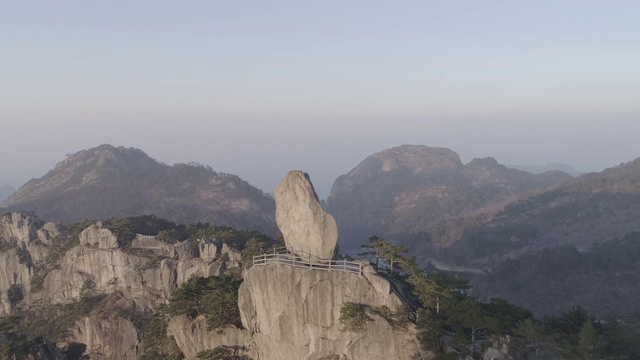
[
  {"x1": 373, "y1": 145, "x2": 462, "y2": 173},
  {"x1": 1, "y1": 145, "x2": 276, "y2": 232}
]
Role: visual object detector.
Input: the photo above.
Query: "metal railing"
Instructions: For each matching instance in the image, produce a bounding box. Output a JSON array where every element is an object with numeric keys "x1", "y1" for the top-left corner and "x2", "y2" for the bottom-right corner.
[{"x1": 253, "y1": 247, "x2": 362, "y2": 276}]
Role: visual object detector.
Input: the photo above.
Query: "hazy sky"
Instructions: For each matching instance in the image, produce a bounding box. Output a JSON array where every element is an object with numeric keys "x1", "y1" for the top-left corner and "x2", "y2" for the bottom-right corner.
[{"x1": 2, "y1": 1, "x2": 639, "y2": 198}]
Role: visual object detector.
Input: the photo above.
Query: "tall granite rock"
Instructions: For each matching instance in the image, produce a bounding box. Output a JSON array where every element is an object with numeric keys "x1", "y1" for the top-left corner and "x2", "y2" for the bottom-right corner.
[{"x1": 275, "y1": 170, "x2": 338, "y2": 259}]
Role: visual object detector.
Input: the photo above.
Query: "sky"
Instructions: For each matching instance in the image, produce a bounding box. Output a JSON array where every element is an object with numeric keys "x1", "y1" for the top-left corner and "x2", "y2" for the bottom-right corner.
[{"x1": 1, "y1": 0, "x2": 639, "y2": 198}]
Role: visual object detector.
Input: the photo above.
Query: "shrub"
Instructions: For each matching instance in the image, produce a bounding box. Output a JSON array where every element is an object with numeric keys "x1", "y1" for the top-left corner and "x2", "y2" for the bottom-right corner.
[
  {"x1": 339, "y1": 302, "x2": 371, "y2": 332},
  {"x1": 196, "y1": 346, "x2": 232, "y2": 360},
  {"x1": 7, "y1": 285, "x2": 24, "y2": 307},
  {"x1": 166, "y1": 275, "x2": 242, "y2": 330}
]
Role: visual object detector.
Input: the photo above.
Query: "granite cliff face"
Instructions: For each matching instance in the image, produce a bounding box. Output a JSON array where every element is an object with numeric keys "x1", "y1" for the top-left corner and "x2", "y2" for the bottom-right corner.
[
  {"x1": 0, "y1": 212, "x2": 249, "y2": 359},
  {"x1": 240, "y1": 170, "x2": 421, "y2": 360},
  {"x1": 1, "y1": 144, "x2": 276, "y2": 234},
  {"x1": 239, "y1": 263, "x2": 420, "y2": 360},
  {"x1": 0, "y1": 212, "x2": 58, "y2": 315}
]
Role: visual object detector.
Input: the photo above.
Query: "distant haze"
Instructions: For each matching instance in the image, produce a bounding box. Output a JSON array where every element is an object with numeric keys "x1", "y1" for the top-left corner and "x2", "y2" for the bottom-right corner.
[{"x1": 2, "y1": 1, "x2": 639, "y2": 199}]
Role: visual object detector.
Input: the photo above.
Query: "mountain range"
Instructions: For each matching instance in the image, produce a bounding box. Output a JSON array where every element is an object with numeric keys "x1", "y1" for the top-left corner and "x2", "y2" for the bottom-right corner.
[{"x1": 3, "y1": 143, "x2": 640, "y2": 317}]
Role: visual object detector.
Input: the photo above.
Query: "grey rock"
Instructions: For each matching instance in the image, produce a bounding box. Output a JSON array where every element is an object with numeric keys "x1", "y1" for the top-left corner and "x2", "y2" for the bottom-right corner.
[
  {"x1": 275, "y1": 171, "x2": 338, "y2": 260},
  {"x1": 168, "y1": 315, "x2": 255, "y2": 360},
  {"x1": 79, "y1": 222, "x2": 118, "y2": 249},
  {"x1": 131, "y1": 234, "x2": 173, "y2": 256},
  {"x1": 68, "y1": 316, "x2": 139, "y2": 360},
  {"x1": 239, "y1": 263, "x2": 420, "y2": 360},
  {"x1": 198, "y1": 239, "x2": 219, "y2": 260}
]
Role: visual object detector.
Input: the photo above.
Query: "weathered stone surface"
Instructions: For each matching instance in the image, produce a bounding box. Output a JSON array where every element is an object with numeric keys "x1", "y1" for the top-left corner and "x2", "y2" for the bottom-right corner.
[
  {"x1": 221, "y1": 243, "x2": 242, "y2": 265},
  {"x1": 173, "y1": 240, "x2": 198, "y2": 261},
  {"x1": 68, "y1": 316, "x2": 139, "y2": 360},
  {"x1": 198, "y1": 239, "x2": 219, "y2": 260},
  {"x1": 168, "y1": 315, "x2": 255, "y2": 360},
  {"x1": 131, "y1": 234, "x2": 173, "y2": 256},
  {"x1": 239, "y1": 264, "x2": 421, "y2": 360},
  {"x1": 1, "y1": 212, "x2": 38, "y2": 243},
  {"x1": 0, "y1": 213, "x2": 250, "y2": 358},
  {"x1": 79, "y1": 222, "x2": 118, "y2": 249},
  {"x1": 0, "y1": 248, "x2": 33, "y2": 315},
  {"x1": 275, "y1": 171, "x2": 338, "y2": 260},
  {"x1": 38, "y1": 224, "x2": 241, "y2": 310},
  {"x1": 0, "y1": 213, "x2": 56, "y2": 315}
]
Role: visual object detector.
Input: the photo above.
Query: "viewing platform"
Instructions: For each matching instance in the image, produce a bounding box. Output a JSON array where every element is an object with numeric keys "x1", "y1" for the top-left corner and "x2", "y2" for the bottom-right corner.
[{"x1": 252, "y1": 247, "x2": 363, "y2": 276}]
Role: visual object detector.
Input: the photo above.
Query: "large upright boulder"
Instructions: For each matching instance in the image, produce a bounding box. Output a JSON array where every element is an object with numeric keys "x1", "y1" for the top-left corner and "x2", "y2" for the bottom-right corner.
[{"x1": 275, "y1": 171, "x2": 338, "y2": 260}]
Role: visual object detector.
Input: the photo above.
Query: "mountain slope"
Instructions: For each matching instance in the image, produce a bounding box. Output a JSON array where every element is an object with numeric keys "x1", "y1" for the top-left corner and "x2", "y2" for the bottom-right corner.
[
  {"x1": 326, "y1": 145, "x2": 572, "y2": 248},
  {"x1": 0, "y1": 184, "x2": 15, "y2": 203},
  {"x1": 0, "y1": 145, "x2": 276, "y2": 233},
  {"x1": 442, "y1": 158, "x2": 640, "y2": 266}
]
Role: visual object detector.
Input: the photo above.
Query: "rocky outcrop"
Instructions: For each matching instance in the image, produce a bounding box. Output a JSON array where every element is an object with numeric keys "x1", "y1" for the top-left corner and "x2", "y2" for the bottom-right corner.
[
  {"x1": 0, "y1": 212, "x2": 253, "y2": 359},
  {"x1": 239, "y1": 263, "x2": 421, "y2": 360},
  {"x1": 79, "y1": 222, "x2": 118, "y2": 249},
  {"x1": 68, "y1": 316, "x2": 139, "y2": 360},
  {"x1": 168, "y1": 315, "x2": 255, "y2": 359},
  {"x1": 275, "y1": 171, "x2": 338, "y2": 260},
  {"x1": 0, "y1": 213, "x2": 58, "y2": 315},
  {"x1": 1, "y1": 212, "x2": 58, "y2": 246},
  {"x1": 39, "y1": 235, "x2": 241, "y2": 310}
]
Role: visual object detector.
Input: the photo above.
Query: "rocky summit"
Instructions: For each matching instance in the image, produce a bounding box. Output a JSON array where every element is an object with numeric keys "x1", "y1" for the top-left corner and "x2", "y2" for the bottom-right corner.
[
  {"x1": 326, "y1": 144, "x2": 572, "y2": 247},
  {"x1": 0, "y1": 144, "x2": 277, "y2": 234},
  {"x1": 275, "y1": 170, "x2": 338, "y2": 259}
]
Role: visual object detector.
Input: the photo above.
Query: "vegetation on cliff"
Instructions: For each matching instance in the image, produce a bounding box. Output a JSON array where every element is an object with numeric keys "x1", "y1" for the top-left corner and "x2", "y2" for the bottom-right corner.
[{"x1": 362, "y1": 235, "x2": 640, "y2": 359}]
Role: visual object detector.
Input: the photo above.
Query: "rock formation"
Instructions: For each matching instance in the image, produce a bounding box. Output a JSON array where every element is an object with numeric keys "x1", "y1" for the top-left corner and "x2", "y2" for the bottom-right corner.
[
  {"x1": 168, "y1": 316, "x2": 255, "y2": 359},
  {"x1": 275, "y1": 170, "x2": 338, "y2": 259},
  {"x1": 239, "y1": 170, "x2": 422, "y2": 359},
  {"x1": 0, "y1": 213, "x2": 57, "y2": 315},
  {"x1": 239, "y1": 263, "x2": 421, "y2": 360},
  {"x1": 79, "y1": 222, "x2": 119, "y2": 249},
  {"x1": 68, "y1": 316, "x2": 139, "y2": 360},
  {"x1": 0, "y1": 208, "x2": 424, "y2": 360},
  {"x1": 0, "y1": 212, "x2": 250, "y2": 359}
]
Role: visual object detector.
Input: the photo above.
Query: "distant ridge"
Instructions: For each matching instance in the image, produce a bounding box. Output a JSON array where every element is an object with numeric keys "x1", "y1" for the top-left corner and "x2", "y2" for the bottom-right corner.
[
  {"x1": 0, "y1": 144, "x2": 277, "y2": 233},
  {"x1": 326, "y1": 144, "x2": 573, "y2": 246},
  {"x1": 507, "y1": 162, "x2": 582, "y2": 177}
]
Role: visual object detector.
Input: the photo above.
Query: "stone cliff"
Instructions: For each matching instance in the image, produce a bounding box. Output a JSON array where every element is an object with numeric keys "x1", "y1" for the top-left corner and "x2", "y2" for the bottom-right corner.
[
  {"x1": 239, "y1": 263, "x2": 421, "y2": 360},
  {"x1": 241, "y1": 170, "x2": 422, "y2": 360},
  {"x1": 0, "y1": 212, "x2": 249, "y2": 360},
  {"x1": 1, "y1": 164, "x2": 425, "y2": 360}
]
